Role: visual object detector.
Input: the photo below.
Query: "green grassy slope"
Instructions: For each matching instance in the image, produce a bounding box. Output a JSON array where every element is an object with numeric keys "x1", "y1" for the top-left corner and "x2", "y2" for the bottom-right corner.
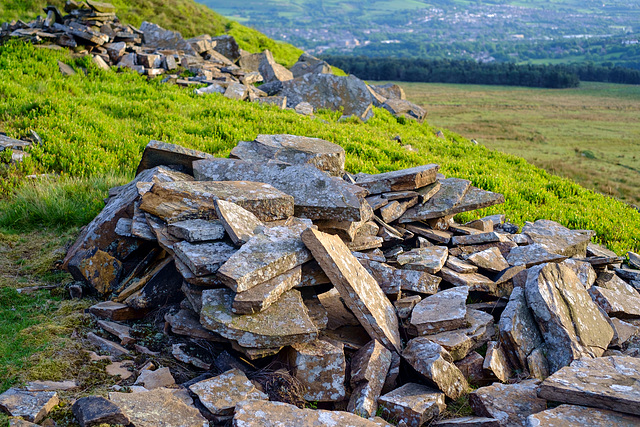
[
  {"x1": 0, "y1": 41, "x2": 639, "y2": 255},
  {"x1": 0, "y1": 0, "x2": 304, "y2": 67}
]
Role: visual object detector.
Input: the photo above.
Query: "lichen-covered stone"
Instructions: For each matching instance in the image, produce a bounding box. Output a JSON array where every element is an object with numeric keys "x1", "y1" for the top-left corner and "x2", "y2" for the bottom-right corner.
[
  {"x1": 301, "y1": 228, "x2": 402, "y2": 353},
  {"x1": 411, "y1": 287, "x2": 469, "y2": 335},
  {"x1": 526, "y1": 404, "x2": 640, "y2": 427},
  {"x1": 438, "y1": 267, "x2": 497, "y2": 294},
  {"x1": 446, "y1": 257, "x2": 478, "y2": 274},
  {"x1": 135, "y1": 139, "x2": 213, "y2": 175},
  {"x1": 451, "y1": 232, "x2": 505, "y2": 247},
  {"x1": 167, "y1": 219, "x2": 226, "y2": 243},
  {"x1": 173, "y1": 241, "x2": 237, "y2": 277},
  {"x1": 378, "y1": 383, "x2": 446, "y2": 427},
  {"x1": 317, "y1": 288, "x2": 360, "y2": 329},
  {"x1": 589, "y1": 284, "x2": 640, "y2": 318},
  {"x1": 466, "y1": 247, "x2": 510, "y2": 273},
  {"x1": 348, "y1": 340, "x2": 392, "y2": 417},
  {"x1": 165, "y1": 309, "x2": 225, "y2": 342},
  {"x1": 289, "y1": 339, "x2": 346, "y2": 402},
  {"x1": 189, "y1": 369, "x2": 267, "y2": 415},
  {"x1": 0, "y1": 389, "x2": 59, "y2": 424},
  {"x1": 482, "y1": 341, "x2": 511, "y2": 382},
  {"x1": 423, "y1": 309, "x2": 495, "y2": 361},
  {"x1": 358, "y1": 259, "x2": 440, "y2": 296},
  {"x1": 232, "y1": 266, "x2": 301, "y2": 314},
  {"x1": 506, "y1": 243, "x2": 568, "y2": 267},
  {"x1": 469, "y1": 380, "x2": 546, "y2": 427},
  {"x1": 354, "y1": 164, "x2": 439, "y2": 194},
  {"x1": 72, "y1": 396, "x2": 130, "y2": 427},
  {"x1": 522, "y1": 220, "x2": 594, "y2": 257},
  {"x1": 214, "y1": 199, "x2": 263, "y2": 246},
  {"x1": 200, "y1": 288, "x2": 317, "y2": 348},
  {"x1": 402, "y1": 338, "x2": 469, "y2": 399},
  {"x1": 538, "y1": 356, "x2": 640, "y2": 416},
  {"x1": 397, "y1": 246, "x2": 448, "y2": 274},
  {"x1": 68, "y1": 248, "x2": 123, "y2": 295},
  {"x1": 193, "y1": 158, "x2": 367, "y2": 221},
  {"x1": 525, "y1": 262, "x2": 614, "y2": 373}
]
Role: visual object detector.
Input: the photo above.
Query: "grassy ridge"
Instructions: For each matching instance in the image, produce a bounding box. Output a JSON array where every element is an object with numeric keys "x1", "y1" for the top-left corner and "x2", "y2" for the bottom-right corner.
[
  {"x1": 0, "y1": 41, "x2": 639, "y2": 254},
  {"x1": 0, "y1": 0, "x2": 304, "y2": 67}
]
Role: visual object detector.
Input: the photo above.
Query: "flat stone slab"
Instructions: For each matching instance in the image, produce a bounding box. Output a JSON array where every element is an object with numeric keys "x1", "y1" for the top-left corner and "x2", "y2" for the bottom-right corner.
[
  {"x1": 167, "y1": 219, "x2": 226, "y2": 242},
  {"x1": 466, "y1": 247, "x2": 510, "y2": 273},
  {"x1": 526, "y1": 404, "x2": 640, "y2": 427},
  {"x1": 348, "y1": 339, "x2": 393, "y2": 417},
  {"x1": 378, "y1": 383, "x2": 445, "y2": 427},
  {"x1": 214, "y1": 199, "x2": 263, "y2": 246},
  {"x1": 233, "y1": 399, "x2": 388, "y2": 426},
  {"x1": 589, "y1": 285, "x2": 640, "y2": 318},
  {"x1": 290, "y1": 339, "x2": 346, "y2": 402},
  {"x1": 200, "y1": 288, "x2": 318, "y2": 348},
  {"x1": 359, "y1": 259, "x2": 440, "y2": 295},
  {"x1": 525, "y1": 262, "x2": 614, "y2": 373},
  {"x1": 446, "y1": 257, "x2": 478, "y2": 274},
  {"x1": 434, "y1": 417, "x2": 500, "y2": 426},
  {"x1": 438, "y1": 267, "x2": 496, "y2": 294},
  {"x1": 522, "y1": 219, "x2": 594, "y2": 257},
  {"x1": 506, "y1": 243, "x2": 568, "y2": 267},
  {"x1": 411, "y1": 287, "x2": 469, "y2": 335},
  {"x1": 173, "y1": 241, "x2": 237, "y2": 277},
  {"x1": 230, "y1": 134, "x2": 346, "y2": 176},
  {"x1": 193, "y1": 158, "x2": 367, "y2": 221},
  {"x1": 165, "y1": 309, "x2": 225, "y2": 342},
  {"x1": 451, "y1": 232, "x2": 504, "y2": 246},
  {"x1": 403, "y1": 338, "x2": 469, "y2": 400},
  {"x1": 140, "y1": 180, "x2": 294, "y2": 223},
  {"x1": 538, "y1": 356, "x2": 640, "y2": 416},
  {"x1": 189, "y1": 368, "x2": 267, "y2": 415},
  {"x1": 233, "y1": 266, "x2": 301, "y2": 314},
  {"x1": 470, "y1": 380, "x2": 546, "y2": 427},
  {"x1": 72, "y1": 396, "x2": 130, "y2": 427},
  {"x1": 423, "y1": 309, "x2": 495, "y2": 361},
  {"x1": 0, "y1": 389, "x2": 59, "y2": 424},
  {"x1": 379, "y1": 198, "x2": 418, "y2": 223},
  {"x1": 88, "y1": 301, "x2": 148, "y2": 321},
  {"x1": 354, "y1": 164, "x2": 439, "y2": 194},
  {"x1": 109, "y1": 388, "x2": 208, "y2": 427},
  {"x1": 301, "y1": 228, "x2": 402, "y2": 353},
  {"x1": 217, "y1": 219, "x2": 313, "y2": 292},
  {"x1": 397, "y1": 246, "x2": 448, "y2": 274},
  {"x1": 135, "y1": 140, "x2": 214, "y2": 175},
  {"x1": 399, "y1": 178, "x2": 470, "y2": 222},
  {"x1": 616, "y1": 267, "x2": 640, "y2": 282}
]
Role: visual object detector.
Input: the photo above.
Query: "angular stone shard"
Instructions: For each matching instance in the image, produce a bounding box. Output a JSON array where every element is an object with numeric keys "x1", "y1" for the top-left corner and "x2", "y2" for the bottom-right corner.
[
  {"x1": 470, "y1": 380, "x2": 546, "y2": 427},
  {"x1": 214, "y1": 199, "x2": 263, "y2": 246},
  {"x1": 562, "y1": 258, "x2": 597, "y2": 288},
  {"x1": 200, "y1": 288, "x2": 317, "y2": 348},
  {"x1": 259, "y1": 50, "x2": 293, "y2": 83},
  {"x1": 403, "y1": 338, "x2": 469, "y2": 399},
  {"x1": 382, "y1": 99, "x2": 427, "y2": 123},
  {"x1": 354, "y1": 164, "x2": 439, "y2": 195},
  {"x1": 318, "y1": 288, "x2": 360, "y2": 329},
  {"x1": 88, "y1": 301, "x2": 148, "y2": 321},
  {"x1": 301, "y1": 228, "x2": 402, "y2": 353},
  {"x1": 438, "y1": 267, "x2": 496, "y2": 294},
  {"x1": 233, "y1": 399, "x2": 387, "y2": 426},
  {"x1": 411, "y1": 287, "x2": 469, "y2": 335},
  {"x1": 482, "y1": 341, "x2": 511, "y2": 382},
  {"x1": 378, "y1": 383, "x2": 446, "y2": 427},
  {"x1": 189, "y1": 369, "x2": 267, "y2": 416},
  {"x1": 140, "y1": 180, "x2": 294, "y2": 223},
  {"x1": 193, "y1": 158, "x2": 367, "y2": 221},
  {"x1": 525, "y1": 262, "x2": 614, "y2": 373},
  {"x1": 289, "y1": 339, "x2": 346, "y2": 402},
  {"x1": 397, "y1": 246, "x2": 448, "y2": 274},
  {"x1": 167, "y1": 219, "x2": 226, "y2": 242},
  {"x1": 528, "y1": 405, "x2": 640, "y2": 427},
  {"x1": 433, "y1": 417, "x2": 500, "y2": 426},
  {"x1": 230, "y1": 134, "x2": 346, "y2": 177},
  {"x1": 139, "y1": 21, "x2": 196, "y2": 54},
  {"x1": 233, "y1": 266, "x2": 301, "y2": 314},
  {"x1": 135, "y1": 140, "x2": 213, "y2": 175},
  {"x1": 506, "y1": 243, "x2": 568, "y2": 267},
  {"x1": 423, "y1": 309, "x2": 495, "y2": 361},
  {"x1": 173, "y1": 241, "x2": 237, "y2": 277},
  {"x1": 466, "y1": 247, "x2": 510, "y2": 273},
  {"x1": 616, "y1": 267, "x2": 640, "y2": 282},
  {"x1": 68, "y1": 248, "x2": 122, "y2": 295},
  {"x1": 451, "y1": 232, "x2": 504, "y2": 247},
  {"x1": 538, "y1": 356, "x2": 640, "y2": 416},
  {"x1": 379, "y1": 198, "x2": 418, "y2": 223},
  {"x1": 394, "y1": 295, "x2": 422, "y2": 320},
  {"x1": 455, "y1": 352, "x2": 488, "y2": 387},
  {"x1": 522, "y1": 220, "x2": 594, "y2": 257},
  {"x1": 0, "y1": 389, "x2": 59, "y2": 424},
  {"x1": 589, "y1": 285, "x2": 640, "y2": 318},
  {"x1": 610, "y1": 317, "x2": 640, "y2": 346},
  {"x1": 359, "y1": 259, "x2": 440, "y2": 295},
  {"x1": 109, "y1": 388, "x2": 207, "y2": 427},
  {"x1": 399, "y1": 178, "x2": 469, "y2": 221},
  {"x1": 446, "y1": 257, "x2": 478, "y2": 274},
  {"x1": 217, "y1": 220, "x2": 313, "y2": 292},
  {"x1": 165, "y1": 309, "x2": 225, "y2": 342},
  {"x1": 348, "y1": 340, "x2": 393, "y2": 417},
  {"x1": 72, "y1": 396, "x2": 130, "y2": 427},
  {"x1": 403, "y1": 223, "x2": 452, "y2": 244}
]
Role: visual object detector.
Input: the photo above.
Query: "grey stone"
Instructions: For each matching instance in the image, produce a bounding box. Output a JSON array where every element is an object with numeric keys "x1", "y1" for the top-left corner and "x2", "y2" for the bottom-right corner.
[
  {"x1": 232, "y1": 399, "x2": 387, "y2": 426},
  {"x1": 538, "y1": 356, "x2": 640, "y2": 416},
  {"x1": 482, "y1": 341, "x2": 511, "y2": 382},
  {"x1": 354, "y1": 164, "x2": 439, "y2": 195},
  {"x1": 610, "y1": 317, "x2": 640, "y2": 346},
  {"x1": 525, "y1": 262, "x2": 614, "y2": 373},
  {"x1": 438, "y1": 267, "x2": 496, "y2": 294},
  {"x1": 87, "y1": 332, "x2": 130, "y2": 357},
  {"x1": 526, "y1": 404, "x2": 640, "y2": 427},
  {"x1": 470, "y1": 380, "x2": 546, "y2": 427},
  {"x1": 399, "y1": 178, "x2": 469, "y2": 221},
  {"x1": 589, "y1": 285, "x2": 640, "y2": 318},
  {"x1": 301, "y1": 228, "x2": 402, "y2": 353},
  {"x1": 189, "y1": 369, "x2": 267, "y2": 415},
  {"x1": 394, "y1": 295, "x2": 422, "y2": 320},
  {"x1": 72, "y1": 396, "x2": 129, "y2": 427},
  {"x1": 522, "y1": 220, "x2": 594, "y2": 257},
  {"x1": 167, "y1": 219, "x2": 226, "y2": 243},
  {"x1": 434, "y1": 417, "x2": 500, "y2": 426},
  {"x1": 134, "y1": 367, "x2": 175, "y2": 389},
  {"x1": 452, "y1": 232, "x2": 505, "y2": 246},
  {"x1": 211, "y1": 35, "x2": 240, "y2": 61},
  {"x1": 217, "y1": 219, "x2": 313, "y2": 292},
  {"x1": 255, "y1": 95, "x2": 287, "y2": 108},
  {"x1": 195, "y1": 83, "x2": 226, "y2": 95},
  {"x1": 423, "y1": 309, "x2": 495, "y2": 361},
  {"x1": 629, "y1": 252, "x2": 640, "y2": 269},
  {"x1": 397, "y1": 246, "x2": 448, "y2": 274},
  {"x1": 214, "y1": 199, "x2": 263, "y2": 246},
  {"x1": 232, "y1": 266, "x2": 301, "y2": 314},
  {"x1": 193, "y1": 158, "x2": 367, "y2": 222},
  {"x1": 97, "y1": 320, "x2": 134, "y2": 345},
  {"x1": 258, "y1": 50, "x2": 293, "y2": 83},
  {"x1": 295, "y1": 101, "x2": 314, "y2": 115},
  {"x1": 446, "y1": 257, "x2": 478, "y2": 274},
  {"x1": 139, "y1": 21, "x2": 196, "y2": 55},
  {"x1": 506, "y1": 243, "x2": 568, "y2": 267},
  {"x1": 224, "y1": 82, "x2": 248, "y2": 100},
  {"x1": 318, "y1": 288, "x2": 360, "y2": 330},
  {"x1": 403, "y1": 338, "x2": 469, "y2": 399},
  {"x1": 289, "y1": 339, "x2": 346, "y2": 402},
  {"x1": 109, "y1": 388, "x2": 208, "y2": 427},
  {"x1": 370, "y1": 83, "x2": 406, "y2": 100},
  {"x1": 378, "y1": 383, "x2": 446, "y2": 427},
  {"x1": 358, "y1": 261, "x2": 441, "y2": 295},
  {"x1": 379, "y1": 198, "x2": 418, "y2": 223},
  {"x1": 466, "y1": 247, "x2": 510, "y2": 273},
  {"x1": 290, "y1": 53, "x2": 332, "y2": 78},
  {"x1": 230, "y1": 134, "x2": 345, "y2": 177},
  {"x1": 382, "y1": 99, "x2": 427, "y2": 123},
  {"x1": 404, "y1": 186, "x2": 505, "y2": 223},
  {"x1": 200, "y1": 288, "x2": 317, "y2": 348},
  {"x1": 139, "y1": 180, "x2": 294, "y2": 223},
  {"x1": 173, "y1": 240, "x2": 237, "y2": 277},
  {"x1": 615, "y1": 267, "x2": 640, "y2": 282},
  {"x1": 348, "y1": 340, "x2": 393, "y2": 417},
  {"x1": 410, "y1": 287, "x2": 469, "y2": 335},
  {"x1": 165, "y1": 309, "x2": 225, "y2": 342},
  {"x1": 562, "y1": 258, "x2": 597, "y2": 288},
  {"x1": 404, "y1": 223, "x2": 452, "y2": 244},
  {"x1": 0, "y1": 389, "x2": 59, "y2": 424},
  {"x1": 346, "y1": 235, "x2": 384, "y2": 251},
  {"x1": 25, "y1": 381, "x2": 78, "y2": 392}
]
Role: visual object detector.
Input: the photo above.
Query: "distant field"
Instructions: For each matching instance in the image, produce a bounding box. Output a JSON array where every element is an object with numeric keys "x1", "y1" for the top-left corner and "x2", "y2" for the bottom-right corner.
[{"x1": 393, "y1": 81, "x2": 640, "y2": 207}]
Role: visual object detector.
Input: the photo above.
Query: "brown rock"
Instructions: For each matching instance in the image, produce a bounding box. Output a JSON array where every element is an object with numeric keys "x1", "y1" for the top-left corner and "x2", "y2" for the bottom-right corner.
[
  {"x1": 214, "y1": 199, "x2": 263, "y2": 246},
  {"x1": 469, "y1": 380, "x2": 546, "y2": 427},
  {"x1": 378, "y1": 383, "x2": 446, "y2": 427},
  {"x1": 526, "y1": 404, "x2": 640, "y2": 427},
  {"x1": 348, "y1": 340, "x2": 393, "y2": 417},
  {"x1": 354, "y1": 164, "x2": 439, "y2": 195},
  {"x1": 189, "y1": 369, "x2": 267, "y2": 415},
  {"x1": 410, "y1": 287, "x2": 469, "y2": 335},
  {"x1": 0, "y1": 389, "x2": 59, "y2": 424},
  {"x1": 135, "y1": 140, "x2": 212, "y2": 176},
  {"x1": 68, "y1": 248, "x2": 122, "y2": 295},
  {"x1": 232, "y1": 266, "x2": 301, "y2": 314},
  {"x1": 466, "y1": 247, "x2": 510, "y2": 273},
  {"x1": 289, "y1": 339, "x2": 346, "y2": 402},
  {"x1": 482, "y1": 341, "x2": 511, "y2": 382},
  {"x1": 397, "y1": 246, "x2": 448, "y2": 274},
  {"x1": 318, "y1": 288, "x2": 360, "y2": 329},
  {"x1": 88, "y1": 301, "x2": 148, "y2": 321}
]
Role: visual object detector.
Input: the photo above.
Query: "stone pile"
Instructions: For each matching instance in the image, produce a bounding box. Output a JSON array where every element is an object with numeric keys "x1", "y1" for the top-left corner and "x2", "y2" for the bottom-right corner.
[
  {"x1": 3, "y1": 133, "x2": 640, "y2": 426},
  {"x1": 0, "y1": 2, "x2": 426, "y2": 122}
]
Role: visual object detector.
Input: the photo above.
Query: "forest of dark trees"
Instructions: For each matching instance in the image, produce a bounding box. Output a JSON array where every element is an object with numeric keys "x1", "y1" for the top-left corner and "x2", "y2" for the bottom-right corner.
[{"x1": 323, "y1": 56, "x2": 640, "y2": 88}]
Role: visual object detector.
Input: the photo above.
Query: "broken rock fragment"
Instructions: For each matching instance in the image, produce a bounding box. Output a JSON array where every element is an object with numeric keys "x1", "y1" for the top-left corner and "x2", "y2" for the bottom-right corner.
[
  {"x1": 72, "y1": 396, "x2": 130, "y2": 427},
  {"x1": 135, "y1": 140, "x2": 214, "y2": 175},
  {"x1": 173, "y1": 241, "x2": 237, "y2": 277},
  {"x1": 189, "y1": 368, "x2": 267, "y2": 416},
  {"x1": 410, "y1": 287, "x2": 469, "y2": 335},
  {"x1": 527, "y1": 404, "x2": 640, "y2": 427},
  {"x1": 0, "y1": 389, "x2": 59, "y2": 424},
  {"x1": 167, "y1": 219, "x2": 225, "y2": 243},
  {"x1": 522, "y1": 219, "x2": 594, "y2": 257},
  {"x1": 289, "y1": 339, "x2": 346, "y2": 402},
  {"x1": 232, "y1": 266, "x2": 302, "y2": 314},
  {"x1": 469, "y1": 380, "x2": 546, "y2": 427},
  {"x1": 214, "y1": 199, "x2": 263, "y2": 246},
  {"x1": 354, "y1": 164, "x2": 439, "y2": 194},
  {"x1": 397, "y1": 246, "x2": 448, "y2": 274},
  {"x1": 378, "y1": 383, "x2": 445, "y2": 427},
  {"x1": 466, "y1": 247, "x2": 510, "y2": 273},
  {"x1": 348, "y1": 340, "x2": 392, "y2": 417}
]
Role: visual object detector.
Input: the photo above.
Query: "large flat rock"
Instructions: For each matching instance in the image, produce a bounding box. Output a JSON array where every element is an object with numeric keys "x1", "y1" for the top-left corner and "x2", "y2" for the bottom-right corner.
[
  {"x1": 173, "y1": 241, "x2": 237, "y2": 276},
  {"x1": 525, "y1": 262, "x2": 614, "y2": 373},
  {"x1": 526, "y1": 404, "x2": 640, "y2": 427},
  {"x1": 230, "y1": 134, "x2": 345, "y2": 176},
  {"x1": 354, "y1": 164, "x2": 439, "y2": 194},
  {"x1": 378, "y1": 383, "x2": 445, "y2": 427},
  {"x1": 348, "y1": 339, "x2": 393, "y2": 418},
  {"x1": 214, "y1": 199, "x2": 263, "y2": 246},
  {"x1": 188, "y1": 368, "x2": 267, "y2": 415},
  {"x1": 200, "y1": 288, "x2": 318, "y2": 348},
  {"x1": 522, "y1": 220, "x2": 594, "y2": 257},
  {"x1": 193, "y1": 158, "x2": 367, "y2": 221},
  {"x1": 0, "y1": 389, "x2": 59, "y2": 424},
  {"x1": 506, "y1": 243, "x2": 568, "y2": 267},
  {"x1": 289, "y1": 339, "x2": 346, "y2": 402},
  {"x1": 399, "y1": 178, "x2": 470, "y2": 222},
  {"x1": 538, "y1": 356, "x2": 640, "y2": 416},
  {"x1": 135, "y1": 140, "x2": 214, "y2": 175},
  {"x1": 301, "y1": 228, "x2": 402, "y2": 353},
  {"x1": 469, "y1": 380, "x2": 546, "y2": 427},
  {"x1": 410, "y1": 287, "x2": 469, "y2": 335},
  {"x1": 358, "y1": 259, "x2": 440, "y2": 295},
  {"x1": 397, "y1": 246, "x2": 448, "y2": 274},
  {"x1": 140, "y1": 180, "x2": 294, "y2": 223},
  {"x1": 423, "y1": 309, "x2": 495, "y2": 361},
  {"x1": 232, "y1": 266, "x2": 302, "y2": 314}
]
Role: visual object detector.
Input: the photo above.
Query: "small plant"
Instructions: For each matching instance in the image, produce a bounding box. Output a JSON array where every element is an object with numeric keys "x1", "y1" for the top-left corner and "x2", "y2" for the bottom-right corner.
[{"x1": 305, "y1": 400, "x2": 318, "y2": 410}]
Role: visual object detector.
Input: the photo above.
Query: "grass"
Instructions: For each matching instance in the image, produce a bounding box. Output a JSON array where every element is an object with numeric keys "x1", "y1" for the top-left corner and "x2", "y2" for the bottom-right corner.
[{"x1": 394, "y1": 81, "x2": 640, "y2": 208}]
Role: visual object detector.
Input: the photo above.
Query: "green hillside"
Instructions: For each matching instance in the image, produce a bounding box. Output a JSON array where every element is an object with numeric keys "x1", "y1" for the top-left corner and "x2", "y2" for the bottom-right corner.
[{"x1": 0, "y1": 0, "x2": 303, "y2": 66}]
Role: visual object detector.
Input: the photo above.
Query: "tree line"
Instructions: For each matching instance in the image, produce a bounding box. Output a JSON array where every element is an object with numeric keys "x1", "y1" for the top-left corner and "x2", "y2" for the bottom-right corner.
[{"x1": 322, "y1": 56, "x2": 640, "y2": 88}]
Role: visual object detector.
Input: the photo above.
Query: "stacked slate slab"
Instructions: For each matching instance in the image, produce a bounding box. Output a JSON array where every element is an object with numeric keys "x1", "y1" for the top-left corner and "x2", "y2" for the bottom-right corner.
[{"x1": 45, "y1": 133, "x2": 640, "y2": 426}]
